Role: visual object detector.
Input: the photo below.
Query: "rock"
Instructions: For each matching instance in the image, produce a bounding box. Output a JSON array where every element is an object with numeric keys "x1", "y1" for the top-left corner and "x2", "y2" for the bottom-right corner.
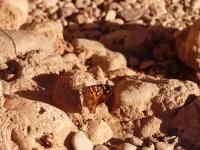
[
  {"x1": 129, "y1": 136, "x2": 143, "y2": 146},
  {"x1": 90, "y1": 66, "x2": 106, "y2": 84},
  {"x1": 171, "y1": 97, "x2": 200, "y2": 148},
  {"x1": 72, "y1": 131, "x2": 94, "y2": 150},
  {"x1": 100, "y1": 26, "x2": 151, "y2": 58},
  {"x1": 43, "y1": 0, "x2": 58, "y2": 8},
  {"x1": 20, "y1": 21, "x2": 68, "y2": 54},
  {"x1": 75, "y1": 14, "x2": 87, "y2": 24},
  {"x1": 0, "y1": 81, "x2": 2, "y2": 98},
  {"x1": 52, "y1": 70, "x2": 97, "y2": 113},
  {"x1": 128, "y1": 57, "x2": 140, "y2": 67},
  {"x1": 93, "y1": 145, "x2": 109, "y2": 150},
  {"x1": 0, "y1": 0, "x2": 28, "y2": 29},
  {"x1": 191, "y1": 0, "x2": 200, "y2": 11},
  {"x1": 155, "y1": 142, "x2": 174, "y2": 150},
  {"x1": 75, "y1": 0, "x2": 90, "y2": 9},
  {"x1": 106, "y1": 2, "x2": 123, "y2": 12},
  {"x1": 0, "y1": 29, "x2": 53, "y2": 58},
  {"x1": 0, "y1": 96, "x2": 75, "y2": 150},
  {"x1": 144, "y1": 0, "x2": 167, "y2": 17},
  {"x1": 8, "y1": 50, "x2": 74, "y2": 94},
  {"x1": 175, "y1": 19, "x2": 200, "y2": 74},
  {"x1": 116, "y1": 143, "x2": 137, "y2": 150},
  {"x1": 119, "y1": 1, "x2": 132, "y2": 10},
  {"x1": 174, "y1": 146, "x2": 186, "y2": 150},
  {"x1": 139, "y1": 60, "x2": 155, "y2": 69},
  {"x1": 105, "y1": 10, "x2": 117, "y2": 21},
  {"x1": 94, "y1": 0, "x2": 103, "y2": 5},
  {"x1": 113, "y1": 75, "x2": 199, "y2": 126},
  {"x1": 87, "y1": 119, "x2": 113, "y2": 145},
  {"x1": 119, "y1": 8, "x2": 143, "y2": 21},
  {"x1": 106, "y1": 68, "x2": 136, "y2": 79},
  {"x1": 72, "y1": 38, "x2": 107, "y2": 62},
  {"x1": 92, "y1": 50, "x2": 127, "y2": 72},
  {"x1": 135, "y1": 116, "x2": 162, "y2": 138}
]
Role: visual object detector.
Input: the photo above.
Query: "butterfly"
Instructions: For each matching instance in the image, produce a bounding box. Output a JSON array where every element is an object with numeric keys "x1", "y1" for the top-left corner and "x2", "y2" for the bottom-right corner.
[{"x1": 82, "y1": 84, "x2": 114, "y2": 113}]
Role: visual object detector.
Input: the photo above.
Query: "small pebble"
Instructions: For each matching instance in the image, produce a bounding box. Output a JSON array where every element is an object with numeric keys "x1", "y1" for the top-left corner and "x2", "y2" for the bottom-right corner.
[
  {"x1": 155, "y1": 142, "x2": 174, "y2": 150},
  {"x1": 139, "y1": 60, "x2": 155, "y2": 69},
  {"x1": 72, "y1": 131, "x2": 94, "y2": 150},
  {"x1": 93, "y1": 145, "x2": 109, "y2": 150},
  {"x1": 129, "y1": 136, "x2": 143, "y2": 146},
  {"x1": 116, "y1": 143, "x2": 137, "y2": 150}
]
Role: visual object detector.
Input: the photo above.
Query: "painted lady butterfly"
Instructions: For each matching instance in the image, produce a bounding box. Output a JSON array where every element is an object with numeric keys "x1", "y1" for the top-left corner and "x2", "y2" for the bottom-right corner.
[{"x1": 82, "y1": 84, "x2": 114, "y2": 113}]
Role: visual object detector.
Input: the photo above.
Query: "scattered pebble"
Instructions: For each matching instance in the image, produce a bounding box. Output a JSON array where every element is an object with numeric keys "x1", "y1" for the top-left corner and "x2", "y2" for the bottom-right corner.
[
  {"x1": 155, "y1": 142, "x2": 174, "y2": 150},
  {"x1": 139, "y1": 60, "x2": 155, "y2": 69},
  {"x1": 72, "y1": 131, "x2": 94, "y2": 150},
  {"x1": 116, "y1": 143, "x2": 137, "y2": 150},
  {"x1": 129, "y1": 136, "x2": 143, "y2": 146}
]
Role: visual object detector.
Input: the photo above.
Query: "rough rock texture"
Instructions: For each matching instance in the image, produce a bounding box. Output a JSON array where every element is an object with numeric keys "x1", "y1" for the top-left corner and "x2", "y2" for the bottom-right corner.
[
  {"x1": 171, "y1": 97, "x2": 200, "y2": 149},
  {"x1": 52, "y1": 70, "x2": 99, "y2": 113},
  {"x1": 100, "y1": 26, "x2": 151, "y2": 58},
  {"x1": 0, "y1": 0, "x2": 28, "y2": 29},
  {"x1": 87, "y1": 119, "x2": 113, "y2": 145},
  {"x1": 116, "y1": 143, "x2": 137, "y2": 150},
  {"x1": 72, "y1": 38, "x2": 107, "y2": 62},
  {"x1": 0, "y1": 29, "x2": 53, "y2": 59},
  {"x1": 0, "y1": 96, "x2": 75, "y2": 150},
  {"x1": 113, "y1": 76, "x2": 199, "y2": 120},
  {"x1": 7, "y1": 50, "x2": 75, "y2": 94},
  {"x1": 92, "y1": 50, "x2": 127, "y2": 72},
  {"x1": 134, "y1": 116, "x2": 163, "y2": 138},
  {"x1": 93, "y1": 145, "x2": 109, "y2": 150},
  {"x1": 112, "y1": 75, "x2": 199, "y2": 138},
  {"x1": 20, "y1": 21, "x2": 70, "y2": 54},
  {"x1": 175, "y1": 19, "x2": 200, "y2": 73}
]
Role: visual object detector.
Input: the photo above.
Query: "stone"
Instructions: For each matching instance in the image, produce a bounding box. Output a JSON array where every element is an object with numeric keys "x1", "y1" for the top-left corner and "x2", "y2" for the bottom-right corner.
[
  {"x1": 0, "y1": 29, "x2": 53, "y2": 58},
  {"x1": 119, "y1": 8, "x2": 143, "y2": 21},
  {"x1": 87, "y1": 120, "x2": 113, "y2": 145},
  {"x1": 20, "y1": 21, "x2": 67, "y2": 54},
  {"x1": 135, "y1": 116, "x2": 162, "y2": 138},
  {"x1": 43, "y1": 0, "x2": 58, "y2": 8},
  {"x1": 139, "y1": 60, "x2": 155, "y2": 69},
  {"x1": 72, "y1": 38, "x2": 107, "y2": 61},
  {"x1": 116, "y1": 143, "x2": 137, "y2": 150},
  {"x1": 113, "y1": 75, "x2": 199, "y2": 122},
  {"x1": 155, "y1": 142, "x2": 174, "y2": 150},
  {"x1": 105, "y1": 10, "x2": 117, "y2": 21},
  {"x1": 130, "y1": 136, "x2": 143, "y2": 146},
  {"x1": 75, "y1": 0, "x2": 90, "y2": 9},
  {"x1": 92, "y1": 50, "x2": 127, "y2": 72},
  {"x1": 75, "y1": 14, "x2": 86, "y2": 24},
  {"x1": 59, "y1": 7, "x2": 73, "y2": 17},
  {"x1": 72, "y1": 131, "x2": 94, "y2": 150},
  {"x1": 171, "y1": 97, "x2": 200, "y2": 148},
  {"x1": 52, "y1": 70, "x2": 97, "y2": 112},
  {"x1": 119, "y1": 2, "x2": 132, "y2": 9},
  {"x1": 146, "y1": 0, "x2": 167, "y2": 17},
  {"x1": 100, "y1": 26, "x2": 151, "y2": 58},
  {"x1": 0, "y1": 96, "x2": 75, "y2": 149},
  {"x1": 128, "y1": 57, "x2": 139, "y2": 67},
  {"x1": 93, "y1": 145, "x2": 109, "y2": 150},
  {"x1": 106, "y1": 68, "x2": 136, "y2": 79},
  {"x1": 192, "y1": 0, "x2": 200, "y2": 11},
  {"x1": 0, "y1": 0, "x2": 28, "y2": 29},
  {"x1": 175, "y1": 19, "x2": 200, "y2": 74},
  {"x1": 106, "y1": 2, "x2": 123, "y2": 12},
  {"x1": 94, "y1": 0, "x2": 103, "y2": 5}
]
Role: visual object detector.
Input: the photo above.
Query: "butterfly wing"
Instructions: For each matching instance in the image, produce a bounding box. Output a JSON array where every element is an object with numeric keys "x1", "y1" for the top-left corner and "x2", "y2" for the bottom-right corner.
[{"x1": 82, "y1": 84, "x2": 114, "y2": 113}]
